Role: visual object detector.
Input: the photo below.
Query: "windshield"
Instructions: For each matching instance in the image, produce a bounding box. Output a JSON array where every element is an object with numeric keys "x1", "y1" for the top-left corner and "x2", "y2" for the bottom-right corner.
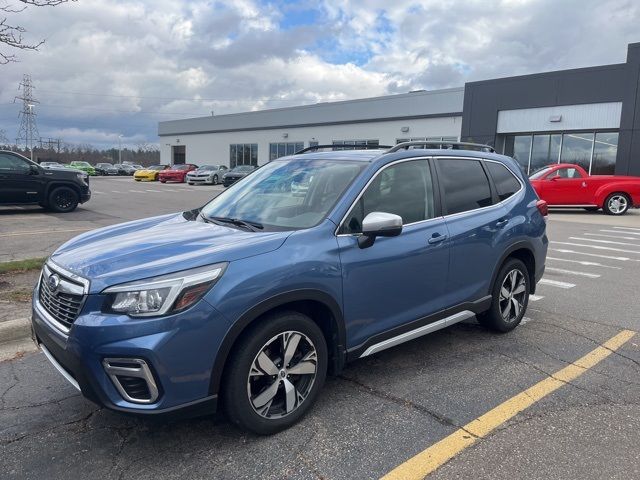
[
  {"x1": 529, "y1": 166, "x2": 554, "y2": 179},
  {"x1": 173, "y1": 165, "x2": 191, "y2": 170},
  {"x1": 201, "y1": 159, "x2": 364, "y2": 230},
  {"x1": 74, "y1": 162, "x2": 90, "y2": 167},
  {"x1": 231, "y1": 165, "x2": 254, "y2": 172},
  {"x1": 198, "y1": 165, "x2": 215, "y2": 171},
  {"x1": 97, "y1": 163, "x2": 112, "y2": 167},
  {"x1": 148, "y1": 165, "x2": 166, "y2": 170}
]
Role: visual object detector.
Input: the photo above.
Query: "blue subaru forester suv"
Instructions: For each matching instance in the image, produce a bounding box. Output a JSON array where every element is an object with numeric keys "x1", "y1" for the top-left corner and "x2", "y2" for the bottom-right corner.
[{"x1": 32, "y1": 142, "x2": 548, "y2": 434}]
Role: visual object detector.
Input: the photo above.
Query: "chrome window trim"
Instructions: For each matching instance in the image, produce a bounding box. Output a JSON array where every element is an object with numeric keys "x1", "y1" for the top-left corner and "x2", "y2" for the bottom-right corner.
[{"x1": 335, "y1": 155, "x2": 525, "y2": 236}]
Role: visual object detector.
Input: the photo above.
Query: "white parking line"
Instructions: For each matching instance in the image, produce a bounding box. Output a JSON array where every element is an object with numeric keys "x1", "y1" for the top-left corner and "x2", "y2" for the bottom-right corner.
[
  {"x1": 520, "y1": 316, "x2": 533, "y2": 325},
  {"x1": 569, "y1": 237, "x2": 640, "y2": 248},
  {"x1": 529, "y1": 295, "x2": 544, "y2": 301},
  {"x1": 539, "y1": 278, "x2": 576, "y2": 289},
  {"x1": 584, "y1": 233, "x2": 640, "y2": 241},
  {"x1": 550, "y1": 248, "x2": 631, "y2": 261},
  {"x1": 145, "y1": 189, "x2": 162, "y2": 193},
  {"x1": 611, "y1": 226, "x2": 640, "y2": 232},
  {"x1": 600, "y1": 229, "x2": 640, "y2": 236},
  {"x1": 129, "y1": 189, "x2": 143, "y2": 193},
  {"x1": 546, "y1": 256, "x2": 621, "y2": 269},
  {"x1": 544, "y1": 267, "x2": 600, "y2": 278},
  {"x1": 93, "y1": 191, "x2": 104, "y2": 194},
  {"x1": 111, "y1": 190, "x2": 121, "y2": 193},
  {"x1": 551, "y1": 241, "x2": 640, "y2": 254}
]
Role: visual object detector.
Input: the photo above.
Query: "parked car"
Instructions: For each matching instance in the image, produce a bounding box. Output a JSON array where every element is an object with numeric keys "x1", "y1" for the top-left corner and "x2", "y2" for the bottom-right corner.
[
  {"x1": 0, "y1": 150, "x2": 91, "y2": 212},
  {"x1": 222, "y1": 164, "x2": 256, "y2": 186},
  {"x1": 529, "y1": 163, "x2": 640, "y2": 215},
  {"x1": 113, "y1": 163, "x2": 135, "y2": 175},
  {"x1": 40, "y1": 161, "x2": 65, "y2": 169},
  {"x1": 32, "y1": 143, "x2": 547, "y2": 434},
  {"x1": 158, "y1": 164, "x2": 199, "y2": 183},
  {"x1": 69, "y1": 161, "x2": 96, "y2": 176},
  {"x1": 133, "y1": 165, "x2": 169, "y2": 181},
  {"x1": 186, "y1": 165, "x2": 228, "y2": 185},
  {"x1": 95, "y1": 162, "x2": 119, "y2": 176}
]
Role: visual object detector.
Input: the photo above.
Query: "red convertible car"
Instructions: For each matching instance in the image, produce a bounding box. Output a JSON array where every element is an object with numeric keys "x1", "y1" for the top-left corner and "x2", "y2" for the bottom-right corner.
[
  {"x1": 158, "y1": 164, "x2": 198, "y2": 183},
  {"x1": 529, "y1": 164, "x2": 640, "y2": 215}
]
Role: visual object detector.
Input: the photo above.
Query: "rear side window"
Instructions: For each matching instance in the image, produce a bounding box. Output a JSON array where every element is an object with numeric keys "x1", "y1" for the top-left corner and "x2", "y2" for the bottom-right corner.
[
  {"x1": 486, "y1": 162, "x2": 521, "y2": 201},
  {"x1": 437, "y1": 159, "x2": 492, "y2": 215}
]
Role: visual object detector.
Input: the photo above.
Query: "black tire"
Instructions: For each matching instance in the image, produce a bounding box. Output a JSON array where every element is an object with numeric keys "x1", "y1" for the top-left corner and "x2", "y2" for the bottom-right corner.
[
  {"x1": 160, "y1": 180, "x2": 166, "y2": 183},
  {"x1": 47, "y1": 186, "x2": 79, "y2": 213},
  {"x1": 477, "y1": 258, "x2": 529, "y2": 333},
  {"x1": 188, "y1": 182, "x2": 194, "y2": 185},
  {"x1": 583, "y1": 207, "x2": 599, "y2": 212},
  {"x1": 603, "y1": 192, "x2": 630, "y2": 215},
  {"x1": 222, "y1": 311, "x2": 327, "y2": 435},
  {"x1": 212, "y1": 174, "x2": 218, "y2": 185}
]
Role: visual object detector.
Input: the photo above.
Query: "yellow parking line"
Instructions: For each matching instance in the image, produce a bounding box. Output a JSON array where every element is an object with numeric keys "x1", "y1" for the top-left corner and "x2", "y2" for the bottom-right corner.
[
  {"x1": 382, "y1": 329, "x2": 636, "y2": 480},
  {"x1": 0, "y1": 227, "x2": 92, "y2": 238}
]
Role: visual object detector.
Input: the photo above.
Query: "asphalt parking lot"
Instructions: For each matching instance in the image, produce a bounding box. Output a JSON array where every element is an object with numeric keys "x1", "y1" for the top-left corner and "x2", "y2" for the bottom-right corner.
[{"x1": 1, "y1": 177, "x2": 639, "y2": 479}]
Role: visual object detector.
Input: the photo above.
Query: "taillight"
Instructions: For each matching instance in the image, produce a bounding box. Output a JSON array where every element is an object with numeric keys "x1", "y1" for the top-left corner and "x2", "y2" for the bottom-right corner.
[{"x1": 536, "y1": 199, "x2": 548, "y2": 217}]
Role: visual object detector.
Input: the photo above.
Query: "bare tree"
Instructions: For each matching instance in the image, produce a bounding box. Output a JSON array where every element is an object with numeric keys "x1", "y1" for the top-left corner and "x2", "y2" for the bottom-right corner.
[{"x1": 1, "y1": 0, "x2": 75, "y2": 64}]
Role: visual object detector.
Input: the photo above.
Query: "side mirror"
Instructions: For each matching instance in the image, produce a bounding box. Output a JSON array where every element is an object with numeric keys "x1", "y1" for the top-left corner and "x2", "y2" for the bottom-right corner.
[
  {"x1": 29, "y1": 164, "x2": 40, "y2": 175},
  {"x1": 549, "y1": 175, "x2": 560, "y2": 181},
  {"x1": 358, "y1": 212, "x2": 403, "y2": 249}
]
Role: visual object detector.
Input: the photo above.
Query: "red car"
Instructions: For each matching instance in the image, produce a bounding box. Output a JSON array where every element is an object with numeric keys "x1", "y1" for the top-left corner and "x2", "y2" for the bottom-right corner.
[
  {"x1": 529, "y1": 163, "x2": 640, "y2": 215},
  {"x1": 158, "y1": 164, "x2": 199, "y2": 183}
]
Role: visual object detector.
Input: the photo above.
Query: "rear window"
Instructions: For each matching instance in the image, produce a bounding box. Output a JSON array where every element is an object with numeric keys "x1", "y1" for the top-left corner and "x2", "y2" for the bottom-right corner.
[
  {"x1": 437, "y1": 159, "x2": 493, "y2": 215},
  {"x1": 486, "y1": 162, "x2": 521, "y2": 201}
]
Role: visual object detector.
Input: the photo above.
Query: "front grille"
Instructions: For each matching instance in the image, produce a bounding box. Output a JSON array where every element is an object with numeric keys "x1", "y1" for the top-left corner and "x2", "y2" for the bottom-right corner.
[{"x1": 39, "y1": 267, "x2": 85, "y2": 331}]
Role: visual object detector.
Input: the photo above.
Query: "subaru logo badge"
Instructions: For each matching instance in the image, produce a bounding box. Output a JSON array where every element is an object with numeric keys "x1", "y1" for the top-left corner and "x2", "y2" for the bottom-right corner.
[{"x1": 48, "y1": 274, "x2": 60, "y2": 292}]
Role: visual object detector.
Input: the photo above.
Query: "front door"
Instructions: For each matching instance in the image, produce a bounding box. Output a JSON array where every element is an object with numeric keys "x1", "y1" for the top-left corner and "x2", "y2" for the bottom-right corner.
[
  {"x1": 0, "y1": 152, "x2": 41, "y2": 204},
  {"x1": 542, "y1": 166, "x2": 592, "y2": 204},
  {"x1": 337, "y1": 158, "x2": 450, "y2": 349}
]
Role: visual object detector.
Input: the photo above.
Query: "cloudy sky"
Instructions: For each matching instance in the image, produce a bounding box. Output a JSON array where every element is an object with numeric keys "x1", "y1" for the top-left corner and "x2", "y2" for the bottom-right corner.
[{"x1": 1, "y1": 0, "x2": 639, "y2": 149}]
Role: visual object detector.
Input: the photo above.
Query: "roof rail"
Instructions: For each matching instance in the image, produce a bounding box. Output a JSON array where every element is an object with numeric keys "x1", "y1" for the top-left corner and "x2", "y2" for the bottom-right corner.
[
  {"x1": 387, "y1": 141, "x2": 495, "y2": 153},
  {"x1": 295, "y1": 144, "x2": 393, "y2": 154}
]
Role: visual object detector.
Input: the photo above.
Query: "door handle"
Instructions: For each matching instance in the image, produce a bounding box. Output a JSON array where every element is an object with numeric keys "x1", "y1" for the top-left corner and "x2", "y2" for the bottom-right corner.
[
  {"x1": 428, "y1": 233, "x2": 448, "y2": 244},
  {"x1": 496, "y1": 218, "x2": 509, "y2": 228}
]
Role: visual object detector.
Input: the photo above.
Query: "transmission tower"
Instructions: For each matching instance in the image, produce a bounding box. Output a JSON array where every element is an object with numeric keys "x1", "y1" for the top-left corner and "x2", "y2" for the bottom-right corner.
[{"x1": 15, "y1": 74, "x2": 40, "y2": 159}]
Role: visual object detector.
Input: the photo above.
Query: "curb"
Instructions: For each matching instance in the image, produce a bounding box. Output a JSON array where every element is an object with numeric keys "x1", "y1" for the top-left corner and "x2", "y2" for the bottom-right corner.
[{"x1": 0, "y1": 317, "x2": 31, "y2": 345}]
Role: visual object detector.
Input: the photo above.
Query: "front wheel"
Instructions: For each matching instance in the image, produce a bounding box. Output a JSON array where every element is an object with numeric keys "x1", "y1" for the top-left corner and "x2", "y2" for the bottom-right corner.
[
  {"x1": 222, "y1": 311, "x2": 327, "y2": 435},
  {"x1": 603, "y1": 193, "x2": 630, "y2": 215},
  {"x1": 212, "y1": 174, "x2": 218, "y2": 185},
  {"x1": 477, "y1": 258, "x2": 529, "y2": 332},
  {"x1": 47, "y1": 187, "x2": 79, "y2": 213}
]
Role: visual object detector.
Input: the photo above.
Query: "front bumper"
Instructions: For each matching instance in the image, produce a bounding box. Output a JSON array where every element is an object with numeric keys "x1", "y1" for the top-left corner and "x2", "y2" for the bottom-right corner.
[
  {"x1": 222, "y1": 177, "x2": 241, "y2": 186},
  {"x1": 159, "y1": 174, "x2": 185, "y2": 182},
  {"x1": 32, "y1": 282, "x2": 231, "y2": 416},
  {"x1": 187, "y1": 176, "x2": 212, "y2": 184}
]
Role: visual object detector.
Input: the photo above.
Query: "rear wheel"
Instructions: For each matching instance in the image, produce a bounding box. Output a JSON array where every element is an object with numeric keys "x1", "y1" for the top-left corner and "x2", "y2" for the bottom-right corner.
[
  {"x1": 47, "y1": 186, "x2": 79, "y2": 213},
  {"x1": 477, "y1": 258, "x2": 529, "y2": 332},
  {"x1": 223, "y1": 311, "x2": 327, "y2": 435},
  {"x1": 603, "y1": 193, "x2": 630, "y2": 215}
]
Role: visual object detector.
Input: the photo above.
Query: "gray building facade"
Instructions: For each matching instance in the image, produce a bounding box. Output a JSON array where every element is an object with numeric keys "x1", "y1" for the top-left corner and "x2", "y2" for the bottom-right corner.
[{"x1": 461, "y1": 42, "x2": 640, "y2": 176}]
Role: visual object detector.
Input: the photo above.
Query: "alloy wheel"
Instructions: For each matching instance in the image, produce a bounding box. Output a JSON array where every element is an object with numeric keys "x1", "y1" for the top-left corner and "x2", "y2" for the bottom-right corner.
[
  {"x1": 607, "y1": 195, "x2": 628, "y2": 214},
  {"x1": 247, "y1": 331, "x2": 318, "y2": 419},
  {"x1": 499, "y1": 269, "x2": 526, "y2": 323},
  {"x1": 213, "y1": 175, "x2": 218, "y2": 185},
  {"x1": 54, "y1": 190, "x2": 75, "y2": 210}
]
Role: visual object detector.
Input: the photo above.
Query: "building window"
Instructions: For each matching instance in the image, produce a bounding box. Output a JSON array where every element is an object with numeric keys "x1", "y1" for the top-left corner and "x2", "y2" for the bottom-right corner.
[
  {"x1": 230, "y1": 143, "x2": 258, "y2": 168},
  {"x1": 332, "y1": 139, "x2": 379, "y2": 150},
  {"x1": 269, "y1": 142, "x2": 304, "y2": 161},
  {"x1": 396, "y1": 136, "x2": 459, "y2": 145},
  {"x1": 503, "y1": 131, "x2": 618, "y2": 175}
]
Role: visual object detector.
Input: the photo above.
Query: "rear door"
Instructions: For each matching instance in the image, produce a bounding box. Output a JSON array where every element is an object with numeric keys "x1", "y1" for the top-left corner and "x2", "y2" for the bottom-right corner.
[
  {"x1": 435, "y1": 157, "x2": 508, "y2": 307},
  {"x1": 337, "y1": 158, "x2": 450, "y2": 349},
  {"x1": 0, "y1": 152, "x2": 42, "y2": 204}
]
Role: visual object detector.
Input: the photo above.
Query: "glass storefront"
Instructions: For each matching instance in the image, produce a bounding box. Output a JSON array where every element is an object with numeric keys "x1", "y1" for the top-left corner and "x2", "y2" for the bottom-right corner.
[
  {"x1": 503, "y1": 131, "x2": 618, "y2": 175},
  {"x1": 230, "y1": 143, "x2": 258, "y2": 168}
]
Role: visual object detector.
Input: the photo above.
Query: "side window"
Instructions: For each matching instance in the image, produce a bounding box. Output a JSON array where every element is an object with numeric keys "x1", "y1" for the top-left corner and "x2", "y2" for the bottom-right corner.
[
  {"x1": 555, "y1": 167, "x2": 582, "y2": 179},
  {"x1": 0, "y1": 153, "x2": 30, "y2": 173},
  {"x1": 437, "y1": 159, "x2": 493, "y2": 215},
  {"x1": 486, "y1": 162, "x2": 521, "y2": 201},
  {"x1": 340, "y1": 160, "x2": 435, "y2": 234}
]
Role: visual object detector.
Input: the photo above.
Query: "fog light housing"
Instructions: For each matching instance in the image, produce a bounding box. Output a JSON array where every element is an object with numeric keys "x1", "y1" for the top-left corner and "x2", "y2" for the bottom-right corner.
[{"x1": 102, "y1": 358, "x2": 160, "y2": 404}]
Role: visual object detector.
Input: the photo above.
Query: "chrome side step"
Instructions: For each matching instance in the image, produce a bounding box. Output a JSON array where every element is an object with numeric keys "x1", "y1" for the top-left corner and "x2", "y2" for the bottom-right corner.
[{"x1": 359, "y1": 310, "x2": 475, "y2": 358}]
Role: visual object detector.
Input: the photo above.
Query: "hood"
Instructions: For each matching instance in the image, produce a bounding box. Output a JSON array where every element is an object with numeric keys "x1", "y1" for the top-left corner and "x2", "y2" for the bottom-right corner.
[{"x1": 49, "y1": 213, "x2": 291, "y2": 293}]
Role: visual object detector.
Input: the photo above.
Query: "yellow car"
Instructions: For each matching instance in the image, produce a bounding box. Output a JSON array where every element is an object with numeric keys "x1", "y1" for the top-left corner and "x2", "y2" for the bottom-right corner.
[{"x1": 133, "y1": 165, "x2": 169, "y2": 181}]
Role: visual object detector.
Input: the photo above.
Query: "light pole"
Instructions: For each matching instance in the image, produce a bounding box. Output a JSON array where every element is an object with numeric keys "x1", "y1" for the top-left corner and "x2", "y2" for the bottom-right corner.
[{"x1": 118, "y1": 134, "x2": 123, "y2": 164}]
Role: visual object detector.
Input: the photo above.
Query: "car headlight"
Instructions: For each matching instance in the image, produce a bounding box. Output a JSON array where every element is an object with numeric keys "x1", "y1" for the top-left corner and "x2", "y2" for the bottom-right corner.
[
  {"x1": 102, "y1": 263, "x2": 227, "y2": 317},
  {"x1": 76, "y1": 173, "x2": 88, "y2": 183}
]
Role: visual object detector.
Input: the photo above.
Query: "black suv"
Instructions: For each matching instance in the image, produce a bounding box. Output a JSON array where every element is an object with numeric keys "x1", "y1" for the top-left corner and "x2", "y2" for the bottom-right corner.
[{"x1": 0, "y1": 150, "x2": 91, "y2": 213}]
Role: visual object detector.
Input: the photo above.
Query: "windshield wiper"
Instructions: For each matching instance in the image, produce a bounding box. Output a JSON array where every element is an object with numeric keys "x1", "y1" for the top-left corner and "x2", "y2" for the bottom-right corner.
[{"x1": 205, "y1": 215, "x2": 264, "y2": 231}]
